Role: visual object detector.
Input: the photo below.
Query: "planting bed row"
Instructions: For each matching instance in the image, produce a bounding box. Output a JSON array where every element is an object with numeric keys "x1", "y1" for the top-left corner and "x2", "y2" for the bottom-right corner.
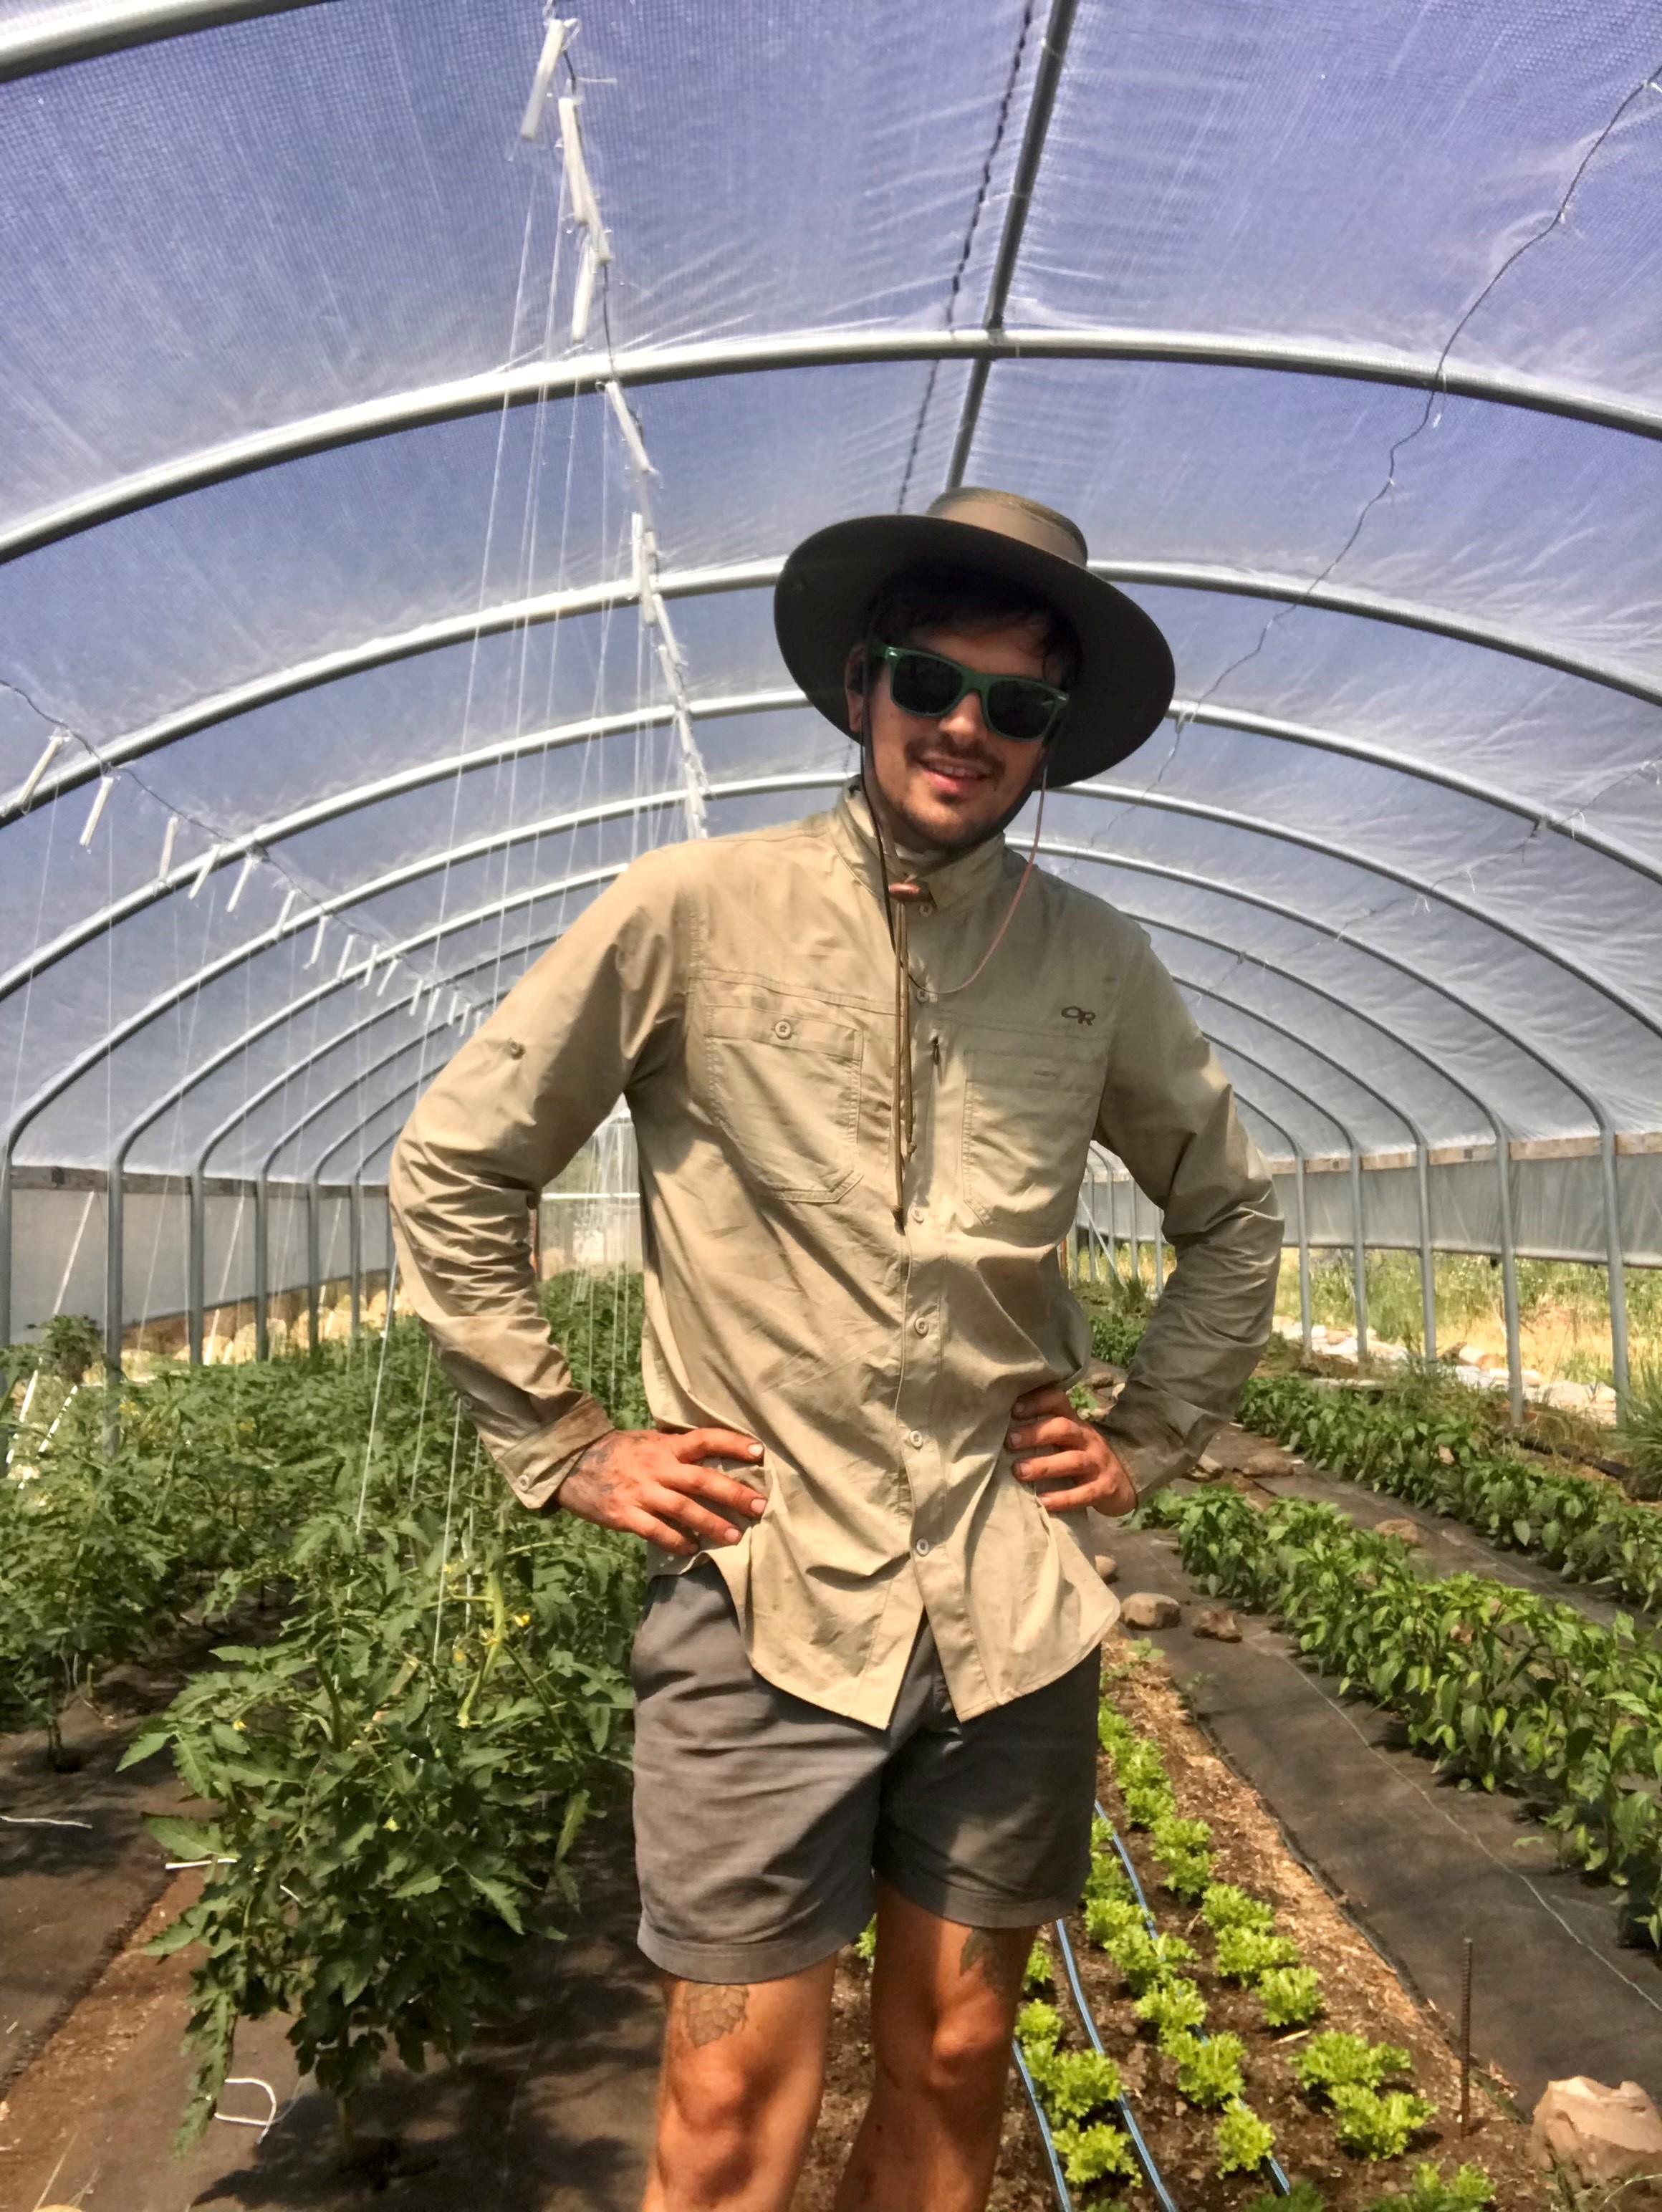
[
  {"x1": 797, "y1": 1645, "x2": 1550, "y2": 2211},
  {"x1": 1238, "y1": 1371, "x2": 1662, "y2": 1615},
  {"x1": 2, "y1": 1279, "x2": 645, "y2": 2153},
  {"x1": 1143, "y1": 1484, "x2": 1662, "y2": 1947}
]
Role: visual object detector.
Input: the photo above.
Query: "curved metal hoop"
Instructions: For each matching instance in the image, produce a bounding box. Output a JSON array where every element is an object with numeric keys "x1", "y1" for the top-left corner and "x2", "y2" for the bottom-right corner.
[{"x1": 11, "y1": 552, "x2": 1661, "y2": 829}]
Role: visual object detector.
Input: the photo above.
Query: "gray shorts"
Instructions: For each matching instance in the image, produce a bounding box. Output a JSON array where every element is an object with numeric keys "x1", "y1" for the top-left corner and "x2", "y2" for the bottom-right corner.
[{"x1": 630, "y1": 1561, "x2": 1101, "y2": 1983}]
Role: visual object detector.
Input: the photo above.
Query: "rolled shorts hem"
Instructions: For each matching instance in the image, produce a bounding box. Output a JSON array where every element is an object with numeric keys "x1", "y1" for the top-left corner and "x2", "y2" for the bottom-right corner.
[
  {"x1": 878, "y1": 1860, "x2": 1081, "y2": 1933},
  {"x1": 636, "y1": 1898, "x2": 873, "y2": 1986}
]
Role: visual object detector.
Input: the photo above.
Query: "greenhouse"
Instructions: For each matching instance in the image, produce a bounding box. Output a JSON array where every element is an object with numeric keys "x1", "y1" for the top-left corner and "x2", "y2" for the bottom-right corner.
[{"x1": 2, "y1": 4, "x2": 1661, "y2": 2208}]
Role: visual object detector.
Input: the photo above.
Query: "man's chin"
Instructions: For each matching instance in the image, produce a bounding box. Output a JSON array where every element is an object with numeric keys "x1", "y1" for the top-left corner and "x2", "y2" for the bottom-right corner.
[{"x1": 890, "y1": 785, "x2": 1009, "y2": 853}]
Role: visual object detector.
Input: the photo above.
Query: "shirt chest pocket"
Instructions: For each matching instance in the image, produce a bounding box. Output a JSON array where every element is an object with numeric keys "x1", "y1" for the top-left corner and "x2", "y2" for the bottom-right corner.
[
  {"x1": 961, "y1": 1042, "x2": 1104, "y2": 1245},
  {"x1": 701, "y1": 992, "x2": 866, "y2": 1203}
]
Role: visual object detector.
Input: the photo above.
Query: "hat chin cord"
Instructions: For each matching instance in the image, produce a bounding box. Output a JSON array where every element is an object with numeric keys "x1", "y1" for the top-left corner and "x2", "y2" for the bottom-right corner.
[{"x1": 857, "y1": 686, "x2": 1051, "y2": 1222}]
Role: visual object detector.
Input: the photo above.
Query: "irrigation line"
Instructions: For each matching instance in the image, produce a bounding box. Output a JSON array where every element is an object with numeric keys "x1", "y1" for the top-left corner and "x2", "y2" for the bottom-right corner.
[
  {"x1": 1090, "y1": 1799, "x2": 1294, "y2": 2199},
  {"x1": 1050, "y1": 1916, "x2": 1183, "y2": 2212},
  {"x1": 1012, "y1": 2039, "x2": 1076, "y2": 2212}
]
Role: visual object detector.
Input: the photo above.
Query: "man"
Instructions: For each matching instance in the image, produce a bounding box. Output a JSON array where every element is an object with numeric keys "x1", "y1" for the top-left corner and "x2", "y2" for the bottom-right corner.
[{"x1": 390, "y1": 486, "x2": 1282, "y2": 2212}]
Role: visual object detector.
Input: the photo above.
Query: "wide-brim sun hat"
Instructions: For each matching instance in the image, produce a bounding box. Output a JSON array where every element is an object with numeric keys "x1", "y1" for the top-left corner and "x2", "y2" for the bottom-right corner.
[{"x1": 773, "y1": 486, "x2": 1176, "y2": 787}]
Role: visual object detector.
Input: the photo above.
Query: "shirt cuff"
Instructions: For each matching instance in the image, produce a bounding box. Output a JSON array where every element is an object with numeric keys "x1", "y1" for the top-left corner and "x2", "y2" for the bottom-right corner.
[
  {"x1": 494, "y1": 1394, "x2": 616, "y2": 1511},
  {"x1": 1096, "y1": 1382, "x2": 1222, "y2": 1501}
]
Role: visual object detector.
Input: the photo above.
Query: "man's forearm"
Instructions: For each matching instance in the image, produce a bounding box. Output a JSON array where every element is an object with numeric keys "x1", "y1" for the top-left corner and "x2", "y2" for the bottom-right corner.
[{"x1": 1097, "y1": 1198, "x2": 1282, "y2": 1497}]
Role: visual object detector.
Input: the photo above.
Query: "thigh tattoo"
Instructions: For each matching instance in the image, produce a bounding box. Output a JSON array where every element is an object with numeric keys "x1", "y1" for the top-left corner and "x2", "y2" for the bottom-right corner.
[
  {"x1": 959, "y1": 1926, "x2": 1024, "y2": 2003},
  {"x1": 673, "y1": 1981, "x2": 751, "y2": 2048}
]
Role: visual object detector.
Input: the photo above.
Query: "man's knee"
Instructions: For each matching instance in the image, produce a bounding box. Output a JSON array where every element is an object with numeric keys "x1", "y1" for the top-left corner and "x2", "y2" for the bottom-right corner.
[{"x1": 880, "y1": 2000, "x2": 1012, "y2": 2105}]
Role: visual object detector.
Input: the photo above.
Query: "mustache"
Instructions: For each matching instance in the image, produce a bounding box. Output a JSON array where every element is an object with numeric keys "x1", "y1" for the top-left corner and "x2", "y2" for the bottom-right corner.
[{"x1": 904, "y1": 739, "x2": 1001, "y2": 775}]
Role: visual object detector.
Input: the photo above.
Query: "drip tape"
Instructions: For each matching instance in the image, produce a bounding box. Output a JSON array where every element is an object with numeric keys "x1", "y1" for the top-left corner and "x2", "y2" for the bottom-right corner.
[
  {"x1": 1092, "y1": 1798, "x2": 1293, "y2": 2199},
  {"x1": 1012, "y1": 2038, "x2": 1076, "y2": 2211}
]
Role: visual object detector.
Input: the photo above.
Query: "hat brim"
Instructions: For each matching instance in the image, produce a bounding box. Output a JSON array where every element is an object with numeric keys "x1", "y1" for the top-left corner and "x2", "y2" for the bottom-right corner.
[{"x1": 772, "y1": 513, "x2": 1174, "y2": 785}]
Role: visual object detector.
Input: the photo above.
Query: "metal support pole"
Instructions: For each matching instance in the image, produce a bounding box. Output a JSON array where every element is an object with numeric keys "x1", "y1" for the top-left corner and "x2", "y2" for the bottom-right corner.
[
  {"x1": 1130, "y1": 1182, "x2": 1142, "y2": 1289},
  {"x1": 1493, "y1": 1132, "x2": 1524, "y2": 1426},
  {"x1": 1349, "y1": 1146, "x2": 1369, "y2": 1364},
  {"x1": 1415, "y1": 1140, "x2": 1437, "y2": 1360},
  {"x1": 1600, "y1": 1130, "x2": 1631, "y2": 1403},
  {"x1": 1152, "y1": 1213, "x2": 1166, "y2": 1294},
  {"x1": 104, "y1": 1157, "x2": 125, "y2": 1389},
  {"x1": 305, "y1": 1174, "x2": 321, "y2": 1358},
  {"x1": 0, "y1": 1150, "x2": 11, "y2": 1349},
  {"x1": 384, "y1": 1186, "x2": 396, "y2": 1320},
  {"x1": 254, "y1": 1173, "x2": 269, "y2": 1359},
  {"x1": 1294, "y1": 1152, "x2": 1312, "y2": 1358},
  {"x1": 187, "y1": 1167, "x2": 206, "y2": 1365},
  {"x1": 348, "y1": 1180, "x2": 362, "y2": 1339}
]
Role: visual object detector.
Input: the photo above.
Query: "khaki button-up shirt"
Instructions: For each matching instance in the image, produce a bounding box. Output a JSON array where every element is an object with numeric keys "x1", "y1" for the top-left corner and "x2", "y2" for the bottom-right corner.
[{"x1": 389, "y1": 787, "x2": 1281, "y2": 1726}]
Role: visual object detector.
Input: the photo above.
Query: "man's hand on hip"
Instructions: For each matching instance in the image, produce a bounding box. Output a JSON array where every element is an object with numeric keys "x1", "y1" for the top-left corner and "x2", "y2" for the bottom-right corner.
[
  {"x1": 558, "y1": 1428, "x2": 768, "y2": 1556},
  {"x1": 1006, "y1": 1383, "x2": 1138, "y2": 1517}
]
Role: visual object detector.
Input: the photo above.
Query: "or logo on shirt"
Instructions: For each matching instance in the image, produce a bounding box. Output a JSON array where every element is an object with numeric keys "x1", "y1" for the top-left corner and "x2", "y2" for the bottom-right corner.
[{"x1": 1061, "y1": 1005, "x2": 1097, "y2": 1026}]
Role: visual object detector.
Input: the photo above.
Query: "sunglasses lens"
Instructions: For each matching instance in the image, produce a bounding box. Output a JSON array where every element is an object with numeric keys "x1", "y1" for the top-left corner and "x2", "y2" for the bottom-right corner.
[
  {"x1": 888, "y1": 650, "x2": 963, "y2": 717},
  {"x1": 986, "y1": 680, "x2": 1059, "y2": 742}
]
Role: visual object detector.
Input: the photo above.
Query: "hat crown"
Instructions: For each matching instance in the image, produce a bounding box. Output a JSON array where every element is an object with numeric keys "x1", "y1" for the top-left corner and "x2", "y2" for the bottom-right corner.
[{"x1": 923, "y1": 486, "x2": 1088, "y2": 568}]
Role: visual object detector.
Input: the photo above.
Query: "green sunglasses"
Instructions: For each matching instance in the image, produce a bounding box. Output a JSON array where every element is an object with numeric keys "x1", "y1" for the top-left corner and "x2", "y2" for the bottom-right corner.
[{"x1": 866, "y1": 642, "x2": 1069, "y2": 745}]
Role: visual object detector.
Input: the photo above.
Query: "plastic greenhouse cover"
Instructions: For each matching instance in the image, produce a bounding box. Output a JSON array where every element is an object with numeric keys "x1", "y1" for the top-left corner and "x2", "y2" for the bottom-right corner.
[{"x1": 0, "y1": 0, "x2": 1658, "y2": 1254}]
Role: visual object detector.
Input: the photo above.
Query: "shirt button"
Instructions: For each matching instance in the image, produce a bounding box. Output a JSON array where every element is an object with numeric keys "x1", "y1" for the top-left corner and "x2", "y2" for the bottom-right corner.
[
  {"x1": 910, "y1": 1206, "x2": 926, "y2": 1224},
  {"x1": 505, "y1": 1039, "x2": 524, "y2": 1059},
  {"x1": 907, "y1": 1429, "x2": 925, "y2": 1448},
  {"x1": 914, "y1": 1537, "x2": 931, "y2": 1557},
  {"x1": 913, "y1": 1314, "x2": 930, "y2": 1335},
  {"x1": 772, "y1": 1019, "x2": 793, "y2": 1039}
]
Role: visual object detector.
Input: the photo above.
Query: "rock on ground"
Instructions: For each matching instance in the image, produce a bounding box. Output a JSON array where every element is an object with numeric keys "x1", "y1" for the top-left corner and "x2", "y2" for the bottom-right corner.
[
  {"x1": 1532, "y1": 2076, "x2": 1662, "y2": 2189},
  {"x1": 1241, "y1": 1446, "x2": 1294, "y2": 1478},
  {"x1": 1092, "y1": 1554, "x2": 1119, "y2": 1583},
  {"x1": 1120, "y1": 1592, "x2": 1182, "y2": 1630},
  {"x1": 1191, "y1": 1605, "x2": 1242, "y2": 1643},
  {"x1": 1373, "y1": 1517, "x2": 1423, "y2": 1547}
]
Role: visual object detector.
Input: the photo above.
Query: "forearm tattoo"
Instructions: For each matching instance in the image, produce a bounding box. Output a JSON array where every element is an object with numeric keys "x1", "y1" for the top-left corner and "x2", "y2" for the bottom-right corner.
[
  {"x1": 959, "y1": 1925, "x2": 1024, "y2": 2003},
  {"x1": 673, "y1": 1981, "x2": 750, "y2": 2048}
]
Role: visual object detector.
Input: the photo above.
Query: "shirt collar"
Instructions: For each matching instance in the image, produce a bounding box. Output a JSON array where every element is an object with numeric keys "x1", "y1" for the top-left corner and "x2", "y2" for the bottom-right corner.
[{"x1": 829, "y1": 782, "x2": 1014, "y2": 915}]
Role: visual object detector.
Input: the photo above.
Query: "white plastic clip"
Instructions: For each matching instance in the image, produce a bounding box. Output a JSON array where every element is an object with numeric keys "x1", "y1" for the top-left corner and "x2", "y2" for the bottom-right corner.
[
  {"x1": 307, "y1": 915, "x2": 328, "y2": 967},
  {"x1": 17, "y1": 728, "x2": 69, "y2": 811},
  {"x1": 334, "y1": 933, "x2": 358, "y2": 982},
  {"x1": 570, "y1": 232, "x2": 600, "y2": 343},
  {"x1": 377, "y1": 958, "x2": 398, "y2": 996},
  {"x1": 630, "y1": 511, "x2": 652, "y2": 606},
  {"x1": 360, "y1": 950, "x2": 377, "y2": 990},
  {"x1": 277, "y1": 885, "x2": 299, "y2": 931},
  {"x1": 655, "y1": 640, "x2": 685, "y2": 696},
  {"x1": 519, "y1": 16, "x2": 572, "y2": 142},
  {"x1": 557, "y1": 94, "x2": 600, "y2": 230},
  {"x1": 188, "y1": 846, "x2": 218, "y2": 898},
  {"x1": 650, "y1": 589, "x2": 681, "y2": 661},
  {"x1": 603, "y1": 380, "x2": 656, "y2": 481},
  {"x1": 158, "y1": 814, "x2": 180, "y2": 881},
  {"x1": 79, "y1": 774, "x2": 115, "y2": 849},
  {"x1": 226, "y1": 852, "x2": 258, "y2": 913}
]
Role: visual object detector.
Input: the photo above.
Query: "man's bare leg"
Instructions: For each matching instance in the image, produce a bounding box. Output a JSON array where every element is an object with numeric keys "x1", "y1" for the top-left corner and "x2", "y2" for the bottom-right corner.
[
  {"x1": 642, "y1": 1955, "x2": 838, "y2": 2212},
  {"x1": 832, "y1": 1880, "x2": 1034, "y2": 2212}
]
